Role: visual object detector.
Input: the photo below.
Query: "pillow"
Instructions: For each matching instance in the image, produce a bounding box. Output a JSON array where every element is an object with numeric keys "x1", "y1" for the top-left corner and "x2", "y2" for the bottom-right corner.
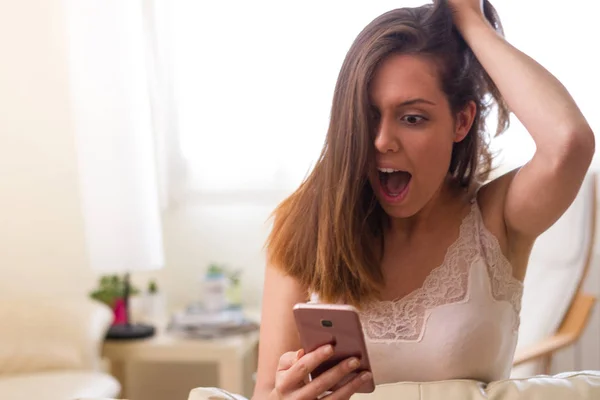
[
  {"x1": 352, "y1": 371, "x2": 600, "y2": 400},
  {"x1": 0, "y1": 297, "x2": 112, "y2": 374},
  {"x1": 188, "y1": 371, "x2": 600, "y2": 400}
]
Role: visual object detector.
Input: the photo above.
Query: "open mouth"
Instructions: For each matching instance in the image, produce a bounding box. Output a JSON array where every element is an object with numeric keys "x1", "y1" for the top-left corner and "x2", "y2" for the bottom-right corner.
[{"x1": 378, "y1": 168, "x2": 412, "y2": 199}]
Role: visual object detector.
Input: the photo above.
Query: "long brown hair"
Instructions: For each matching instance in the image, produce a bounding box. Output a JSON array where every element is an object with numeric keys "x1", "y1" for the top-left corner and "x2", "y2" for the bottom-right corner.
[{"x1": 266, "y1": 0, "x2": 510, "y2": 306}]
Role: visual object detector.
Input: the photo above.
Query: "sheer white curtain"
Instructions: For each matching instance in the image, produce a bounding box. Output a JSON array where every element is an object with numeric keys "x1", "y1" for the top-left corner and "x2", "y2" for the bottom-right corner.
[
  {"x1": 66, "y1": 0, "x2": 165, "y2": 269},
  {"x1": 152, "y1": 0, "x2": 599, "y2": 202}
]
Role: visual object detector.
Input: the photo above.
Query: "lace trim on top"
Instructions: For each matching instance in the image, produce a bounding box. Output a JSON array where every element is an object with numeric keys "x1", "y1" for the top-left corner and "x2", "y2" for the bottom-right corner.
[
  {"x1": 360, "y1": 201, "x2": 523, "y2": 343},
  {"x1": 475, "y1": 204, "x2": 524, "y2": 323}
]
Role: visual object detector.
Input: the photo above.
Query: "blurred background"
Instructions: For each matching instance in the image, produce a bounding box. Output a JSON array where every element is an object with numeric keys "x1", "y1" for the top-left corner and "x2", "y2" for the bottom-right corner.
[{"x1": 1, "y1": 1, "x2": 599, "y2": 399}]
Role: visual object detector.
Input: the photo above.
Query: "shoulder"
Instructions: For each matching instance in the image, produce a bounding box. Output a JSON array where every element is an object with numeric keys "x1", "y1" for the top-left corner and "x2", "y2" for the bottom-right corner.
[{"x1": 475, "y1": 168, "x2": 535, "y2": 280}]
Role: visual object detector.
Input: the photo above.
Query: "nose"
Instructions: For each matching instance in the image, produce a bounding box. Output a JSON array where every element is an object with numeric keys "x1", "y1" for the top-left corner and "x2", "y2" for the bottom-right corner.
[{"x1": 374, "y1": 117, "x2": 400, "y2": 154}]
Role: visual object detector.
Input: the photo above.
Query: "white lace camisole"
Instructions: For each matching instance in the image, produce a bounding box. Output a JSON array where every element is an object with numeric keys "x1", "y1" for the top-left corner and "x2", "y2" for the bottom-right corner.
[{"x1": 310, "y1": 199, "x2": 524, "y2": 384}]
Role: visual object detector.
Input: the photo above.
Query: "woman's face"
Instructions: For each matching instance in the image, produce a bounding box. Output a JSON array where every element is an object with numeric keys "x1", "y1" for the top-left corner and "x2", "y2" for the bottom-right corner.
[{"x1": 367, "y1": 54, "x2": 475, "y2": 219}]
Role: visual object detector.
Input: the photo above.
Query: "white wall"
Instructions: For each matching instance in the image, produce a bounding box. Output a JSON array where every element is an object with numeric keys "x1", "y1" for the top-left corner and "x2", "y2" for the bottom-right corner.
[
  {"x1": 0, "y1": 0, "x2": 95, "y2": 298},
  {"x1": 0, "y1": 0, "x2": 268, "y2": 308},
  {"x1": 162, "y1": 202, "x2": 276, "y2": 310}
]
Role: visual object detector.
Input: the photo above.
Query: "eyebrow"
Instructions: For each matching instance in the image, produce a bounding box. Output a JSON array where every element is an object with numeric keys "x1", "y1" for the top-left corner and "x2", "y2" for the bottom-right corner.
[
  {"x1": 369, "y1": 98, "x2": 437, "y2": 111},
  {"x1": 396, "y1": 98, "x2": 437, "y2": 107}
]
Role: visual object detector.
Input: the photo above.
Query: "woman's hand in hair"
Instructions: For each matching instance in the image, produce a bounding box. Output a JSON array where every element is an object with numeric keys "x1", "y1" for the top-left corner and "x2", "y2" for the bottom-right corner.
[
  {"x1": 446, "y1": 0, "x2": 486, "y2": 29},
  {"x1": 446, "y1": 0, "x2": 484, "y2": 15},
  {"x1": 268, "y1": 346, "x2": 371, "y2": 400}
]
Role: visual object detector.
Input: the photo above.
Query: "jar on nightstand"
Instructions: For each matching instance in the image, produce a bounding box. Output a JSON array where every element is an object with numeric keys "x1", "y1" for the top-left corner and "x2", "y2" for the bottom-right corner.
[{"x1": 202, "y1": 267, "x2": 228, "y2": 313}]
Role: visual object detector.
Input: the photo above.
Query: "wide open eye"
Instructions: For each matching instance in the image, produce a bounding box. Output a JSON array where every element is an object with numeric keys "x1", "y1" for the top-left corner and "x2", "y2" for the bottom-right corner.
[{"x1": 401, "y1": 115, "x2": 427, "y2": 125}]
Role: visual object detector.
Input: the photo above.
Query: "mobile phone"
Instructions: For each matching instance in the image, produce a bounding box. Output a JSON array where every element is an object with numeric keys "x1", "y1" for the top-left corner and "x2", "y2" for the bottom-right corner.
[{"x1": 293, "y1": 303, "x2": 375, "y2": 394}]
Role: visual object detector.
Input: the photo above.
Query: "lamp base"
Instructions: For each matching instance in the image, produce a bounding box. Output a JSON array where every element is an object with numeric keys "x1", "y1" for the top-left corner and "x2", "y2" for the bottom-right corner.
[{"x1": 106, "y1": 323, "x2": 155, "y2": 340}]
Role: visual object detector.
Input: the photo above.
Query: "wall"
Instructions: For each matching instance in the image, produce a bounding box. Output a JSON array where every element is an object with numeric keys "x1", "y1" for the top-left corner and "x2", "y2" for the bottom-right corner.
[
  {"x1": 0, "y1": 0, "x2": 95, "y2": 298},
  {"x1": 162, "y1": 201, "x2": 277, "y2": 310}
]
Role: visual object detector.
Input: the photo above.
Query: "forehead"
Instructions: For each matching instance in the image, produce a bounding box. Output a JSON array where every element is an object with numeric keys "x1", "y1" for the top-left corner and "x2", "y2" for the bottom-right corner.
[{"x1": 369, "y1": 54, "x2": 443, "y2": 106}]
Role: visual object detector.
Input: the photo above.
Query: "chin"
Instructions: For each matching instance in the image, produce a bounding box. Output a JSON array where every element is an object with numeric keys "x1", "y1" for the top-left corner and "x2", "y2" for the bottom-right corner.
[{"x1": 379, "y1": 201, "x2": 419, "y2": 219}]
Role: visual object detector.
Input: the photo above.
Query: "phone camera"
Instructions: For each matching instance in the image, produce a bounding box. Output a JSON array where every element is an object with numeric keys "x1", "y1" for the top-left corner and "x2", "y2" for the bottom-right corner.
[{"x1": 321, "y1": 320, "x2": 333, "y2": 328}]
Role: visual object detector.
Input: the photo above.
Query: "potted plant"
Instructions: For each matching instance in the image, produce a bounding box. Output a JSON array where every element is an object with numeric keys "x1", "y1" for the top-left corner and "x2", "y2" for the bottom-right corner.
[{"x1": 90, "y1": 275, "x2": 140, "y2": 324}]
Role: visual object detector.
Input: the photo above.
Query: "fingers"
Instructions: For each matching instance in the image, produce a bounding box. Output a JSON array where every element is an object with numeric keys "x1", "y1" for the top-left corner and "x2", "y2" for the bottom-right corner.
[
  {"x1": 294, "y1": 356, "x2": 364, "y2": 400},
  {"x1": 277, "y1": 349, "x2": 304, "y2": 372},
  {"x1": 288, "y1": 344, "x2": 334, "y2": 381},
  {"x1": 296, "y1": 348, "x2": 305, "y2": 361},
  {"x1": 326, "y1": 371, "x2": 373, "y2": 400},
  {"x1": 277, "y1": 345, "x2": 334, "y2": 393}
]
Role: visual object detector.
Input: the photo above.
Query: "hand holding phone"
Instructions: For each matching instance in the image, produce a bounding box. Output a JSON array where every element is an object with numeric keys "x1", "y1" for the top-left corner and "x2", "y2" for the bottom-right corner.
[
  {"x1": 270, "y1": 344, "x2": 371, "y2": 400},
  {"x1": 291, "y1": 303, "x2": 375, "y2": 395}
]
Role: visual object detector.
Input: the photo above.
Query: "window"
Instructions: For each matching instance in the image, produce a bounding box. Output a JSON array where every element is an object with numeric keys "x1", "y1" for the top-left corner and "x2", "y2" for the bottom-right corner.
[
  {"x1": 157, "y1": 1, "x2": 599, "y2": 199},
  {"x1": 165, "y1": 1, "x2": 424, "y2": 197}
]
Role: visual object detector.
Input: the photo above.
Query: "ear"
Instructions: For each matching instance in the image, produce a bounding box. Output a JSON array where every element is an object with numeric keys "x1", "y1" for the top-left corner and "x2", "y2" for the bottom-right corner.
[{"x1": 454, "y1": 101, "x2": 477, "y2": 143}]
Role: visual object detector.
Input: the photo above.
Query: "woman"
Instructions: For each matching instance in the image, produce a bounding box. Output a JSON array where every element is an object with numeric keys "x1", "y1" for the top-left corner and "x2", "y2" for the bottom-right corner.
[{"x1": 253, "y1": 0, "x2": 594, "y2": 399}]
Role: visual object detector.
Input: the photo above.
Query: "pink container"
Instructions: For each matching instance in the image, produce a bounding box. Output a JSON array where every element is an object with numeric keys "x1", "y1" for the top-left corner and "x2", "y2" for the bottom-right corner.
[{"x1": 112, "y1": 297, "x2": 127, "y2": 325}]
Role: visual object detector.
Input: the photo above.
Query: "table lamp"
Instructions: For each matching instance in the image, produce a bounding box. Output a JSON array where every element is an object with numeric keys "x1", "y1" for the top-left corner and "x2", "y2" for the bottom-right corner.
[
  {"x1": 76, "y1": 118, "x2": 165, "y2": 339},
  {"x1": 69, "y1": 4, "x2": 166, "y2": 339},
  {"x1": 76, "y1": 120, "x2": 165, "y2": 340},
  {"x1": 75, "y1": 106, "x2": 166, "y2": 340}
]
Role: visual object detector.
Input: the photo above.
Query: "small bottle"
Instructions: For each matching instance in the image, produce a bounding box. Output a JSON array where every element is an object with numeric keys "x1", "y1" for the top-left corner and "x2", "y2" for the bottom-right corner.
[
  {"x1": 226, "y1": 271, "x2": 242, "y2": 309},
  {"x1": 203, "y1": 265, "x2": 228, "y2": 313}
]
